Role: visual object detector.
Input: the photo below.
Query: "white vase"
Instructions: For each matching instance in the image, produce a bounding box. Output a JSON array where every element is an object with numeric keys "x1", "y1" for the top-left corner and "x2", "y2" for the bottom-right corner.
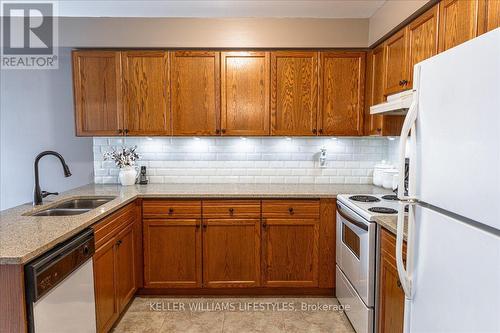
[{"x1": 118, "y1": 166, "x2": 138, "y2": 186}]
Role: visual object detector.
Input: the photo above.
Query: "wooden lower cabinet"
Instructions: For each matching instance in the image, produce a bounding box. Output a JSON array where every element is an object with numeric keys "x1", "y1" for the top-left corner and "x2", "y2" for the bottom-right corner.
[
  {"x1": 141, "y1": 198, "x2": 332, "y2": 293},
  {"x1": 93, "y1": 202, "x2": 140, "y2": 333},
  {"x1": 143, "y1": 219, "x2": 202, "y2": 288},
  {"x1": 378, "y1": 228, "x2": 407, "y2": 333},
  {"x1": 262, "y1": 218, "x2": 320, "y2": 287},
  {"x1": 203, "y1": 219, "x2": 261, "y2": 288}
]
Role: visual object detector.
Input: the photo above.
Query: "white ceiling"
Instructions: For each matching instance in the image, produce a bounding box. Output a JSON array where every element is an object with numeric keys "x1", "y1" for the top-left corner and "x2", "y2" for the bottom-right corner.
[{"x1": 55, "y1": 0, "x2": 387, "y2": 18}]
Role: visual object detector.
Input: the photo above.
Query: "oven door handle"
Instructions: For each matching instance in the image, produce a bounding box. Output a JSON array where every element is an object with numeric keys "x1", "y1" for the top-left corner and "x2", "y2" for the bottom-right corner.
[{"x1": 337, "y1": 203, "x2": 368, "y2": 231}]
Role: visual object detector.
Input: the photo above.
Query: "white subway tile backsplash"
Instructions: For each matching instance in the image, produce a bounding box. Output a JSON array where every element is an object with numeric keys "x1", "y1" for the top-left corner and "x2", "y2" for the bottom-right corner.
[{"x1": 94, "y1": 137, "x2": 398, "y2": 185}]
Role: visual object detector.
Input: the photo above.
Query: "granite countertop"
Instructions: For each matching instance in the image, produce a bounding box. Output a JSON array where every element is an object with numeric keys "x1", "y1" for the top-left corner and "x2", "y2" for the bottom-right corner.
[
  {"x1": 0, "y1": 183, "x2": 391, "y2": 265},
  {"x1": 374, "y1": 215, "x2": 408, "y2": 241}
]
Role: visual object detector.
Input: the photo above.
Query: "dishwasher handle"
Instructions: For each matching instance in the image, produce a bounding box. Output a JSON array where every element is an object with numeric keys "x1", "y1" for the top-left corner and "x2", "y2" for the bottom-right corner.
[{"x1": 25, "y1": 228, "x2": 95, "y2": 302}]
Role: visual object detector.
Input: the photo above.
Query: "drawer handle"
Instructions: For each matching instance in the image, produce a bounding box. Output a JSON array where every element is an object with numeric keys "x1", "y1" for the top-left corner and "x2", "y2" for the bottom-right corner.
[
  {"x1": 168, "y1": 208, "x2": 174, "y2": 215},
  {"x1": 229, "y1": 208, "x2": 234, "y2": 215},
  {"x1": 288, "y1": 207, "x2": 294, "y2": 215}
]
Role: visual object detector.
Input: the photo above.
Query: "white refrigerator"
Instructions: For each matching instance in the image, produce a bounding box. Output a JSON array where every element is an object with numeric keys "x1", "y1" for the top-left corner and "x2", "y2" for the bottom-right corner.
[{"x1": 396, "y1": 28, "x2": 500, "y2": 332}]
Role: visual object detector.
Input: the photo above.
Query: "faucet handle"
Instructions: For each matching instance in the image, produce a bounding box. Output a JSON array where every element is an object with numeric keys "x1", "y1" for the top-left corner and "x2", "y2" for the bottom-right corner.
[{"x1": 41, "y1": 191, "x2": 59, "y2": 198}]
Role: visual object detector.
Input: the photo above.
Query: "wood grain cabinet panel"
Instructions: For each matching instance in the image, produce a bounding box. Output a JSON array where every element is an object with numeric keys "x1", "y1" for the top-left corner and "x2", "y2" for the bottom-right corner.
[
  {"x1": 170, "y1": 51, "x2": 220, "y2": 135},
  {"x1": 143, "y1": 219, "x2": 202, "y2": 288},
  {"x1": 384, "y1": 29, "x2": 410, "y2": 96},
  {"x1": 364, "y1": 47, "x2": 384, "y2": 136},
  {"x1": 438, "y1": 0, "x2": 479, "y2": 52},
  {"x1": 203, "y1": 219, "x2": 261, "y2": 288},
  {"x1": 93, "y1": 237, "x2": 118, "y2": 333},
  {"x1": 319, "y1": 52, "x2": 365, "y2": 136},
  {"x1": 407, "y1": 5, "x2": 439, "y2": 86},
  {"x1": 72, "y1": 50, "x2": 123, "y2": 136},
  {"x1": 122, "y1": 51, "x2": 170, "y2": 136},
  {"x1": 271, "y1": 51, "x2": 319, "y2": 136},
  {"x1": 378, "y1": 228, "x2": 407, "y2": 333},
  {"x1": 115, "y1": 222, "x2": 137, "y2": 313},
  {"x1": 262, "y1": 218, "x2": 319, "y2": 287},
  {"x1": 478, "y1": 0, "x2": 500, "y2": 34},
  {"x1": 221, "y1": 52, "x2": 270, "y2": 136}
]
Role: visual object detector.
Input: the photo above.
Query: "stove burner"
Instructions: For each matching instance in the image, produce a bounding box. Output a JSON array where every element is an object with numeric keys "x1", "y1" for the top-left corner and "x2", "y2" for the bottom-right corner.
[
  {"x1": 381, "y1": 195, "x2": 399, "y2": 201},
  {"x1": 368, "y1": 207, "x2": 398, "y2": 214},
  {"x1": 349, "y1": 195, "x2": 380, "y2": 203}
]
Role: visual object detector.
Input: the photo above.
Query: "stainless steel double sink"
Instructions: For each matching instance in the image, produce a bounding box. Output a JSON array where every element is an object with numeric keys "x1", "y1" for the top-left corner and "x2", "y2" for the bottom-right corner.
[{"x1": 29, "y1": 197, "x2": 116, "y2": 216}]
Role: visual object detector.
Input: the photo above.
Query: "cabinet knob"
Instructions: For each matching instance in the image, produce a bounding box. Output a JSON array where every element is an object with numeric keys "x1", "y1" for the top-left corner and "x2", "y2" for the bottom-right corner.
[
  {"x1": 312, "y1": 128, "x2": 317, "y2": 134},
  {"x1": 117, "y1": 129, "x2": 123, "y2": 134},
  {"x1": 402, "y1": 79, "x2": 408, "y2": 86},
  {"x1": 319, "y1": 129, "x2": 323, "y2": 134},
  {"x1": 221, "y1": 129, "x2": 226, "y2": 134},
  {"x1": 288, "y1": 207, "x2": 294, "y2": 215},
  {"x1": 215, "y1": 129, "x2": 220, "y2": 135},
  {"x1": 397, "y1": 280, "x2": 402, "y2": 288},
  {"x1": 168, "y1": 208, "x2": 174, "y2": 215},
  {"x1": 202, "y1": 224, "x2": 207, "y2": 230},
  {"x1": 229, "y1": 208, "x2": 234, "y2": 215},
  {"x1": 377, "y1": 128, "x2": 382, "y2": 132},
  {"x1": 116, "y1": 239, "x2": 122, "y2": 246},
  {"x1": 124, "y1": 129, "x2": 129, "y2": 135}
]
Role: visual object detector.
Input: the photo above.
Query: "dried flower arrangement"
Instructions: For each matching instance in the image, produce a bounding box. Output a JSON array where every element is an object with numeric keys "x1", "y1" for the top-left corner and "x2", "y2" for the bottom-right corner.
[{"x1": 103, "y1": 146, "x2": 140, "y2": 168}]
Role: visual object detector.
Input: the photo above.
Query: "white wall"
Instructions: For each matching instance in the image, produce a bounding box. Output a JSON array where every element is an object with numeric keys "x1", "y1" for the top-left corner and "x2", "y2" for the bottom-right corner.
[
  {"x1": 368, "y1": 0, "x2": 430, "y2": 45},
  {"x1": 0, "y1": 48, "x2": 94, "y2": 210}
]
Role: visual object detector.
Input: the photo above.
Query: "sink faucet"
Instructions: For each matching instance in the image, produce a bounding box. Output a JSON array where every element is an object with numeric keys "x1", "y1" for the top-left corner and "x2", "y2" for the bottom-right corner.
[{"x1": 33, "y1": 151, "x2": 72, "y2": 205}]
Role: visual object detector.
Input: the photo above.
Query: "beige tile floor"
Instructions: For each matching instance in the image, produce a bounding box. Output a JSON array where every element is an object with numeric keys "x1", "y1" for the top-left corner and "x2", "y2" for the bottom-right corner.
[{"x1": 112, "y1": 297, "x2": 355, "y2": 333}]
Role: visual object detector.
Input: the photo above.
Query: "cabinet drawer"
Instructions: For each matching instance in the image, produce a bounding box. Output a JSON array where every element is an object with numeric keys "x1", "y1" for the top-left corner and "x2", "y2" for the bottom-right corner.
[
  {"x1": 93, "y1": 202, "x2": 136, "y2": 249},
  {"x1": 262, "y1": 200, "x2": 320, "y2": 218},
  {"x1": 143, "y1": 200, "x2": 202, "y2": 219},
  {"x1": 380, "y1": 228, "x2": 407, "y2": 263},
  {"x1": 203, "y1": 200, "x2": 261, "y2": 219}
]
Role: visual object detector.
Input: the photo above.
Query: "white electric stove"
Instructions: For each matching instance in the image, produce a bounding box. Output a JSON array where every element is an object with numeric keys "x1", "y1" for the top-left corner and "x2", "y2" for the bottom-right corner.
[
  {"x1": 337, "y1": 194, "x2": 402, "y2": 221},
  {"x1": 335, "y1": 193, "x2": 402, "y2": 333}
]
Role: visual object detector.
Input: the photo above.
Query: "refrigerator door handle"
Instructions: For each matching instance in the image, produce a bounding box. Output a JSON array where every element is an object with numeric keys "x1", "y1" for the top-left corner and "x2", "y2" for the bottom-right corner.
[
  {"x1": 398, "y1": 65, "x2": 420, "y2": 201},
  {"x1": 396, "y1": 202, "x2": 413, "y2": 300}
]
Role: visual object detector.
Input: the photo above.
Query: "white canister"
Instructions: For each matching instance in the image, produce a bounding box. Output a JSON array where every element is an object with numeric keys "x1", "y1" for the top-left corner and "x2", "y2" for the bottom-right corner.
[
  {"x1": 118, "y1": 166, "x2": 139, "y2": 186},
  {"x1": 373, "y1": 162, "x2": 394, "y2": 186},
  {"x1": 382, "y1": 169, "x2": 399, "y2": 189}
]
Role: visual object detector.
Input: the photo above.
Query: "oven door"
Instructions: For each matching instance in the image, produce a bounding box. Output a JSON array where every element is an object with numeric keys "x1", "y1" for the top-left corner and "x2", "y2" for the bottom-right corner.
[{"x1": 336, "y1": 201, "x2": 376, "y2": 307}]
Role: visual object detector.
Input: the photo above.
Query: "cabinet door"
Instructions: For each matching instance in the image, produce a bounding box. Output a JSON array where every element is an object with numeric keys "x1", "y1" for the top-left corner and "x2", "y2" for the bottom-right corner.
[
  {"x1": 143, "y1": 219, "x2": 202, "y2": 288},
  {"x1": 171, "y1": 51, "x2": 220, "y2": 135},
  {"x1": 72, "y1": 50, "x2": 123, "y2": 136},
  {"x1": 378, "y1": 251, "x2": 405, "y2": 333},
  {"x1": 93, "y1": 237, "x2": 118, "y2": 333},
  {"x1": 115, "y1": 222, "x2": 137, "y2": 312},
  {"x1": 438, "y1": 0, "x2": 479, "y2": 52},
  {"x1": 271, "y1": 51, "x2": 319, "y2": 136},
  {"x1": 122, "y1": 51, "x2": 170, "y2": 136},
  {"x1": 478, "y1": 0, "x2": 500, "y2": 34},
  {"x1": 378, "y1": 229, "x2": 407, "y2": 333},
  {"x1": 221, "y1": 52, "x2": 270, "y2": 136},
  {"x1": 407, "y1": 5, "x2": 439, "y2": 86},
  {"x1": 319, "y1": 52, "x2": 365, "y2": 136},
  {"x1": 262, "y1": 218, "x2": 319, "y2": 287},
  {"x1": 203, "y1": 219, "x2": 261, "y2": 288},
  {"x1": 384, "y1": 28, "x2": 409, "y2": 96},
  {"x1": 364, "y1": 47, "x2": 384, "y2": 136}
]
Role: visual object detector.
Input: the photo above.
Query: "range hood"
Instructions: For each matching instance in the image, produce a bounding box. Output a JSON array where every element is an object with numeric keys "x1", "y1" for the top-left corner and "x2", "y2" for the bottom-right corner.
[{"x1": 370, "y1": 90, "x2": 414, "y2": 115}]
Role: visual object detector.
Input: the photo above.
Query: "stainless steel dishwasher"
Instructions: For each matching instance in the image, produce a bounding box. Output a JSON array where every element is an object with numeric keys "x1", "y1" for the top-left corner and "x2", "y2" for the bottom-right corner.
[{"x1": 25, "y1": 228, "x2": 96, "y2": 333}]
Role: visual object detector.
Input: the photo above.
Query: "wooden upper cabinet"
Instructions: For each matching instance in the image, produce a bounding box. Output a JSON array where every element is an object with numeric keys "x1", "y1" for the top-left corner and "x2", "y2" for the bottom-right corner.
[
  {"x1": 122, "y1": 51, "x2": 170, "y2": 136},
  {"x1": 170, "y1": 51, "x2": 220, "y2": 136},
  {"x1": 364, "y1": 47, "x2": 384, "y2": 136},
  {"x1": 438, "y1": 0, "x2": 479, "y2": 52},
  {"x1": 319, "y1": 51, "x2": 365, "y2": 136},
  {"x1": 221, "y1": 52, "x2": 270, "y2": 136},
  {"x1": 271, "y1": 51, "x2": 319, "y2": 136},
  {"x1": 478, "y1": 0, "x2": 500, "y2": 34},
  {"x1": 384, "y1": 28, "x2": 409, "y2": 96},
  {"x1": 72, "y1": 50, "x2": 123, "y2": 136},
  {"x1": 407, "y1": 5, "x2": 439, "y2": 86}
]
